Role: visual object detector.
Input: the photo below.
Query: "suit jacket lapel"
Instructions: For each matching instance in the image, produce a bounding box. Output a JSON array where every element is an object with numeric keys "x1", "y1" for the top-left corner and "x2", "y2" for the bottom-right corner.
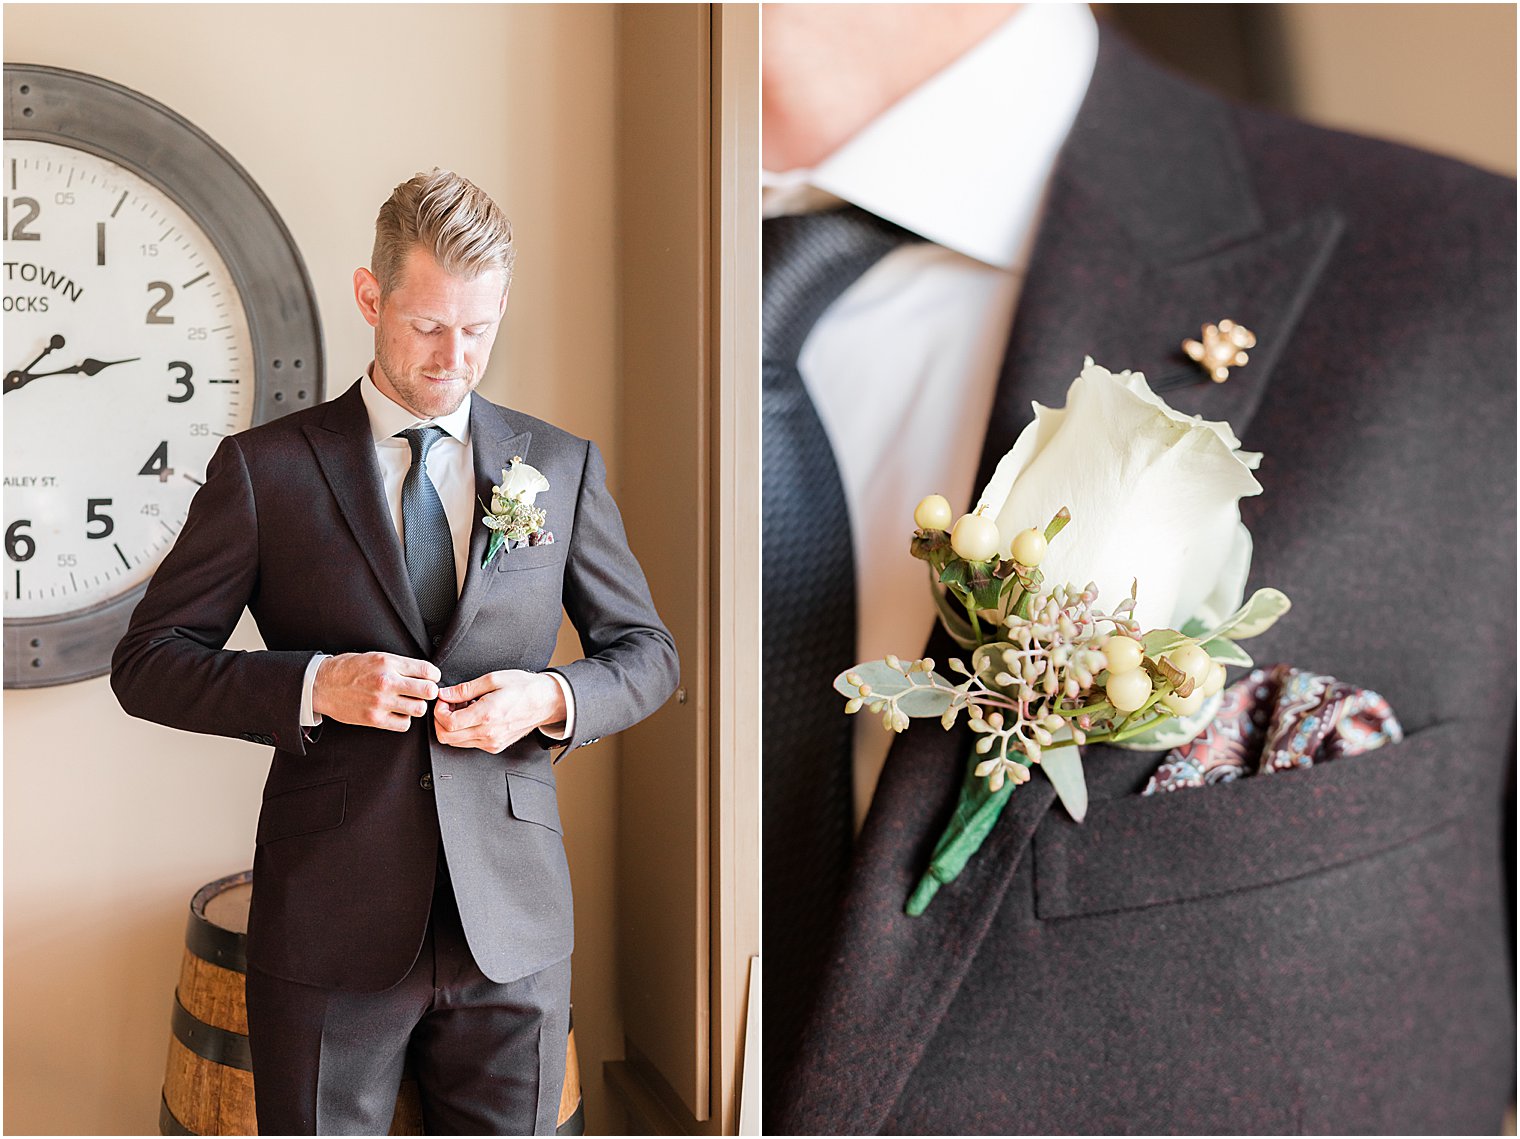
[
  {"x1": 784, "y1": 32, "x2": 1346, "y2": 1132},
  {"x1": 303, "y1": 382, "x2": 430, "y2": 653},
  {"x1": 432, "y1": 397, "x2": 532, "y2": 662}
]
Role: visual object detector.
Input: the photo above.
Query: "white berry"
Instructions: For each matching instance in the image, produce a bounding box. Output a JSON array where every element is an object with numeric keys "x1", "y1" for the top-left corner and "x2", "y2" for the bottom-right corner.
[
  {"x1": 1160, "y1": 687, "x2": 1206, "y2": 716},
  {"x1": 950, "y1": 513, "x2": 1000, "y2": 561},
  {"x1": 1167, "y1": 643, "x2": 1213, "y2": 686},
  {"x1": 1103, "y1": 634, "x2": 1144, "y2": 674},
  {"x1": 914, "y1": 494, "x2": 953, "y2": 531},
  {"x1": 1010, "y1": 527, "x2": 1048, "y2": 567},
  {"x1": 1106, "y1": 668, "x2": 1152, "y2": 712}
]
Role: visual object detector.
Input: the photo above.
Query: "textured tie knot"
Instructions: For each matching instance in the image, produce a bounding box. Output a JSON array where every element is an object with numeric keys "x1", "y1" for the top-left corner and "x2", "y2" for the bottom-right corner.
[{"x1": 398, "y1": 424, "x2": 447, "y2": 463}]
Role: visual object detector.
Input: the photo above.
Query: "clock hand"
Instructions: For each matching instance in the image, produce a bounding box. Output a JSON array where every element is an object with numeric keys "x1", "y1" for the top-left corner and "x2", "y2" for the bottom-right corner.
[
  {"x1": 28, "y1": 356, "x2": 142, "y2": 379},
  {"x1": 4, "y1": 334, "x2": 67, "y2": 394},
  {"x1": 5, "y1": 353, "x2": 141, "y2": 393}
]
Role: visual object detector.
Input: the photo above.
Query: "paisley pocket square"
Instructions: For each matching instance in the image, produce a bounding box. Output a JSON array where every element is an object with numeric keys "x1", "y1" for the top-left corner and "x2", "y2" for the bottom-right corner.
[{"x1": 1144, "y1": 663, "x2": 1403, "y2": 794}]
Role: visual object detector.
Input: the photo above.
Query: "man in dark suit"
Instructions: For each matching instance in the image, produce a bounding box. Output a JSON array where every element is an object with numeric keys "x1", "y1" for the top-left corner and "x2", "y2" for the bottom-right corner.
[
  {"x1": 763, "y1": 7, "x2": 1515, "y2": 1132},
  {"x1": 113, "y1": 170, "x2": 679, "y2": 1134}
]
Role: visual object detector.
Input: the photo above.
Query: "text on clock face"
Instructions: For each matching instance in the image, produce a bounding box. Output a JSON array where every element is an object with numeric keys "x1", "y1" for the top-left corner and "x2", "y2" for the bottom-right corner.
[{"x1": 3, "y1": 141, "x2": 255, "y2": 618}]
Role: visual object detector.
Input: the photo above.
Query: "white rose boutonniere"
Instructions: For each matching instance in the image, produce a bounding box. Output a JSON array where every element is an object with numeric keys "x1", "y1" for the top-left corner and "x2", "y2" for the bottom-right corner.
[
  {"x1": 481, "y1": 456, "x2": 551, "y2": 567},
  {"x1": 835, "y1": 359, "x2": 1291, "y2": 915},
  {"x1": 978, "y1": 358, "x2": 1264, "y2": 635}
]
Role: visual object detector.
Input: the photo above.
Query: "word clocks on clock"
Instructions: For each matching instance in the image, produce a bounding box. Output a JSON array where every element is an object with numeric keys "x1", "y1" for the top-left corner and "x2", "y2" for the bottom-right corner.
[{"x1": 3, "y1": 65, "x2": 322, "y2": 687}]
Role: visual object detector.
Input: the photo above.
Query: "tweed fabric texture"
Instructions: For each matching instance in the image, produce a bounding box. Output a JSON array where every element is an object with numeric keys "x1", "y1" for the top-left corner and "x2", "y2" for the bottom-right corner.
[
  {"x1": 397, "y1": 426, "x2": 458, "y2": 638},
  {"x1": 773, "y1": 29, "x2": 1516, "y2": 1135},
  {"x1": 762, "y1": 207, "x2": 918, "y2": 1104}
]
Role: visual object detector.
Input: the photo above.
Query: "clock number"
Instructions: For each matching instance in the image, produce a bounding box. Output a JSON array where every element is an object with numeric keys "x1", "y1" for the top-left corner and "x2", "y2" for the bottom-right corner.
[
  {"x1": 146, "y1": 281, "x2": 175, "y2": 325},
  {"x1": 140, "y1": 503, "x2": 161, "y2": 517},
  {"x1": 138, "y1": 441, "x2": 172, "y2": 480},
  {"x1": 3, "y1": 196, "x2": 41, "y2": 241},
  {"x1": 57, "y1": 554, "x2": 77, "y2": 568},
  {"x1": 86, "y1": 499, "x2": 115, "y2": 540},
  {"x1": 140, "y1": 243, "x2": 159, "y2": 257},
  {"x1": 54, "y1": 192, "x2": 75, "y2": 206},
  {"x1": 167, "y1": 360, "x2": 195, "y2": 403},
  {"x1": 97, "y1": 221, "x2": 106, "y2": 266},
  {"x1": 6, "y1": 520, "x2": 36, "y2": 563}
]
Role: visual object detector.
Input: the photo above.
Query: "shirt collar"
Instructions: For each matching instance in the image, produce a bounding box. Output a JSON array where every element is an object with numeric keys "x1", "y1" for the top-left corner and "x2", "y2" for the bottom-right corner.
[
  {"x1": 762, "y1": 3, "x2": 1098, "y2": 272},
  {"x1": 359, "y1": 367, "x2": 473, "y2": 446}
]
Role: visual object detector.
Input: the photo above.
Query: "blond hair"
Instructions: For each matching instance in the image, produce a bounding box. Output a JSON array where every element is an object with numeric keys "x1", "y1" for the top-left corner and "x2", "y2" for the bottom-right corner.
[{"x1": 371, "y1": 169, "x2": 516, "y2": 294}]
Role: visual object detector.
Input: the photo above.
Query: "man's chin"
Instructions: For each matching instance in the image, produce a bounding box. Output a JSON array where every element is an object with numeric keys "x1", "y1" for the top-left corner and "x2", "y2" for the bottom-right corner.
[{"x1": 405, "y1": 380, "x2": 471, "y2": 418}]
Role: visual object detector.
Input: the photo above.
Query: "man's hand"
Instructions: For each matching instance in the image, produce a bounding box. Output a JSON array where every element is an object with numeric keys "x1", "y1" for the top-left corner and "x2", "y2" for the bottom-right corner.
[
  {"x1": 313, "y1": 652, "x2": 441, "y2": 731},
  {"x1": 434, "y1": 670, "x2": 567, "y2": 753}
]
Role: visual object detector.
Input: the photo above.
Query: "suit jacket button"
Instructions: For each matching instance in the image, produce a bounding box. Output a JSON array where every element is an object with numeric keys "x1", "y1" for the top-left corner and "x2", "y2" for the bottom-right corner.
[{"x1": 420, "y1": 773, "x2": 433, "y2": 791}]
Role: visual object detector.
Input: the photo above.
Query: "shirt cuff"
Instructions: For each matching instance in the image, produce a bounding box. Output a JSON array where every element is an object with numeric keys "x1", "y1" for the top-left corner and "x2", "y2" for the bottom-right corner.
[
  {"x1": 541, "y1": 671, "x2": 575, "y2": 740},
  {"x1": 300, "y1": 653, "x2": 327, "y2": 728}
]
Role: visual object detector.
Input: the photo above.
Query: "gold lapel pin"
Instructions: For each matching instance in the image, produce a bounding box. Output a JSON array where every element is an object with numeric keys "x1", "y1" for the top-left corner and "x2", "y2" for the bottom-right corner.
[{"x1": 1183, "y1": 319, "x2": 1256, "y2": 383}]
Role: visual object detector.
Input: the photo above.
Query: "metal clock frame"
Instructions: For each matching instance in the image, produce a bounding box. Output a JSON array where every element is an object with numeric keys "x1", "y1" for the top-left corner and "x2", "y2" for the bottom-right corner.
[{"x1": 3, "y1": 63, "x2": 324, "y2": 687}]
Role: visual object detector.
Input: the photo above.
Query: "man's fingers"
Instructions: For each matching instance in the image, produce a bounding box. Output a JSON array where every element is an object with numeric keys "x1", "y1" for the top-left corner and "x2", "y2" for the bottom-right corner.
[
  {"x1": 390, "y1": 655, "x2": 442, "y2": 683},
  {"x1": 438, "y1": 671, "x2": 501, "y2": 703},
  {"x1": 382, "y1": 710, "x2": 414, "y2": 732},
  {"x1": 436, "y1": 699, "x2": 486, "y2": 732},
  {"x1": 394, "y1": 673, "x2": 439, "y2": 701},
  {"x1": 393, "y1": 697, "x2": 428, "y2": 719}
]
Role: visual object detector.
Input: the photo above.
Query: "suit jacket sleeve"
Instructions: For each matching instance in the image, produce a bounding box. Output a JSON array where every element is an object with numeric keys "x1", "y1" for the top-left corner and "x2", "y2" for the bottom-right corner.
[
  {"x1": 547, "y1": 438, "x2": 679, "y2": 755},
  {"x1": 111, "y1": 434, "x2": 321, "y2": 755}
]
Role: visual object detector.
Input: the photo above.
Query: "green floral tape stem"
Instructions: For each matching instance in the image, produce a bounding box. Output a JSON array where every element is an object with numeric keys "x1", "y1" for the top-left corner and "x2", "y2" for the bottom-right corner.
[{"x1": 906, "y1": 751, "x2": 1017, "y2": 916}]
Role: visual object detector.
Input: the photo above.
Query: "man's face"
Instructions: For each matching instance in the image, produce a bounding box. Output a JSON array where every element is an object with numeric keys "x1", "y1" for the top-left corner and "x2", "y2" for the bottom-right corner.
[{"x1": 355, "y1": 245, "x2": 508, "y2": 419}]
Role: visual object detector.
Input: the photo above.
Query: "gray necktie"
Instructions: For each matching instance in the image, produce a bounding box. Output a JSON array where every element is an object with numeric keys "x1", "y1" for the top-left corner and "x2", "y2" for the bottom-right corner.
[
  {"x1": 761, "y1": 205, "x2": 917, "y2": 1103},
  {"x1": 396, "y1": 426, "x2": 458, "y2": 640}
]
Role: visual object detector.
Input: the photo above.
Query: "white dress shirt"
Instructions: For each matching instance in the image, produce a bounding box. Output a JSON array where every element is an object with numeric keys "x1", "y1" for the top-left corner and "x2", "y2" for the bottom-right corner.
[
  {"x1": 763, "y1": 3, "x2": 1098, "y2": 827},
  {"x1": 299, "y1": 369, "x2": 574, "y2": 737}
]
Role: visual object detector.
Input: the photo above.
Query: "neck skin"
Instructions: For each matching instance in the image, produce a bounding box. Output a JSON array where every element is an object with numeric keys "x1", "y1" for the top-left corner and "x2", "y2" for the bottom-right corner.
[{"x1": 762, "y1": 3, "x2": 1022, "y2": 171}]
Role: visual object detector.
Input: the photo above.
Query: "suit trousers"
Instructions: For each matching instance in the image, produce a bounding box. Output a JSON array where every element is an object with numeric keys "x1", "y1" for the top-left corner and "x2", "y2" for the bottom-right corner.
[{"x1": 245, "y1": 853, "x2": 571, "y2": 1136}]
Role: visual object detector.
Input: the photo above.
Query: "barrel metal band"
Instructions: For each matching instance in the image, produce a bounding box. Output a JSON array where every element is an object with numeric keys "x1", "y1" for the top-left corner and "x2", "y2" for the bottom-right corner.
[
  {"x1": 158, "y1": 1092, "x2": 194, "y2": 1136},
  {"x1": 171, "y1": 989, "x2": 252, "y2": 1071},
  {"x1": 186, "y1": 870, "x2": 251, "y2": 973}
]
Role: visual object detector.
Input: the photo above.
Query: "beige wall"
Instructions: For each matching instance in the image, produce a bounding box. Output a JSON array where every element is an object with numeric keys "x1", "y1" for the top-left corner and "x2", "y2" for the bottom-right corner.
[
  {"x1": 1280, "y1": 3, "x2": 1516, "y2": 177},
  {"x1": 3, "y1": 5, "x2": 631, "y2": 1134}
]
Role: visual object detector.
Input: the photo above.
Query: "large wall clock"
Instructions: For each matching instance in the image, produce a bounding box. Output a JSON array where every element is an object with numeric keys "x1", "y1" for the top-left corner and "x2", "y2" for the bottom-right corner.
[{"x1": 3, "y1": 64, "x2": 323, "y2": 687}]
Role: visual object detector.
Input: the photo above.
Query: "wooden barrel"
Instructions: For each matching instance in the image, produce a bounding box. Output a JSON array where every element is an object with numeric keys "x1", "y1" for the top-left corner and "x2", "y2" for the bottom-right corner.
[{"x1": 161, "y1": 871, "x2": 585, "y2": 1135}]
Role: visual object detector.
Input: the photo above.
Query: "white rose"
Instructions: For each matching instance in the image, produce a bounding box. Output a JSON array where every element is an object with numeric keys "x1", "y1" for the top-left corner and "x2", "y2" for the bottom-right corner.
[
  {"x1": 975, "y1": 358, "x2": 1263, "y2": 633},
  {"x1": 498, "y1": 458, "x2": 550, "y2": 506}
]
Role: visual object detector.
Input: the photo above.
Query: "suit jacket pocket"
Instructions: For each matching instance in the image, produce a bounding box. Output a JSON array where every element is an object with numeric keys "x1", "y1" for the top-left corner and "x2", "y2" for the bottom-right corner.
[
  {"x1": 1034, "y1": 720, "x2": 1467, "y2": 920},
  {"x1": 506, "y1": 771, "x2": 563, "y2": 833},
  {"x1": 495, "y1": 543, "x2": 562, "y2": 572},
  {"x1": 256, "y1": 779, "x2": 346, "y2": 845}
]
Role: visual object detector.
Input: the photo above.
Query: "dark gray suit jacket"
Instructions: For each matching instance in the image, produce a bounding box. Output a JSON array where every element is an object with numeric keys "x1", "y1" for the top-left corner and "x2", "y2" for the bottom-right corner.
[
  {"x1": 773, "y1": 31, "x2": 1516, "y2": 1134},
  {"x1": 113, "y1": 379, "x2": 679, "y2": 990}
]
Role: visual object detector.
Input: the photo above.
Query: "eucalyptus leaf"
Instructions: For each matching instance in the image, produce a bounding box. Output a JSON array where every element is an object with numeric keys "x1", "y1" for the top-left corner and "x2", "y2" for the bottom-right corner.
[
  {"x1": 970, "y1": 641, "x2": 1016, "y2": 681},
  {"x1": 1201, "y1": 636, "x2": 1253, "y2": 668},
  {"x1": 1140, "y1": 628, "x2": 1189, "y2": 658},
  {"x1": 1205, "y1": 587, "x2": 1291, "y2": 642},
  {"x1": 1040, "y1": 745, "x2": 1088, "y2": 823},
  {"x1": 833, "y1": 662, "x2": 956, "y2": 717}
]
